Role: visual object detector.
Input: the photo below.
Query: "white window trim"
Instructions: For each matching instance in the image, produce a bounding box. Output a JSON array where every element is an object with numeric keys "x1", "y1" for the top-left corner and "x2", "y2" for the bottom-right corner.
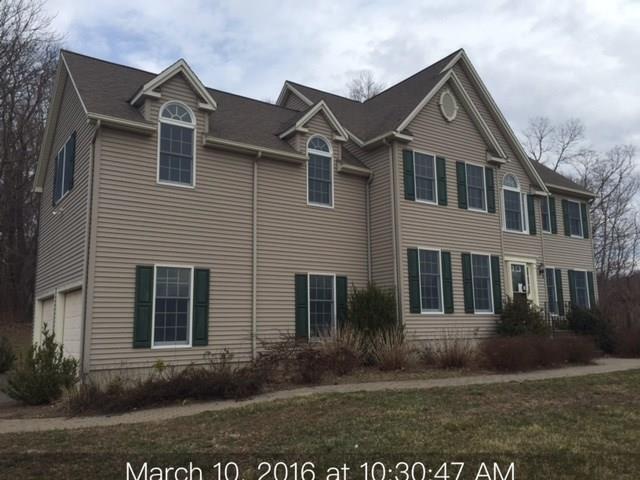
[
  {"x1": 572, "y1": 268, "x2": 591, "y2": 309},
  {"x1": 307, "y1": 272, "x2": 337, "y2": 338},
  {"x1": 545, "y1": 266, "x2": 559, "y2": 316},
  {"x1": 465, "y1": 161, "x2": 488, "y2": 213},
  {"x1": 306, "y1": 135, "x2": 334, "y2": 208},
  {"x1": 470, "y1": 252, "x2": 494, "y2": 314},
  {"x1": 151, "y1": 264, "x2": 194, "y2": 349},
  {"x1": 502, "y1": 174, "x2": 529, "y2": 234},
  {"x1": 541, "y1": 196, "x2": 552, "y2": 233},
  {"x1": 567, "y1": 199, "x2": 584, "y2": 239},
  {"x1": 156, "y1": 101, "x2": 197, "y2": 189},
  {"x1": 413, "y1": 150, "x2": 438, "y2": 206},
  {"x1": 417, "y1": 247, "x2": 445, "y2": 314},
  {"x1": 53, "y1": 137, "x2": 73, "y2": 205}
]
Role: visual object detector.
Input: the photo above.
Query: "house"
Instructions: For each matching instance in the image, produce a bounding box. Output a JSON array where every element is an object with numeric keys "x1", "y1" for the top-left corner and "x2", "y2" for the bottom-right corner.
[{"x1": 32, "y1": 48, "x2": 597, "y2": 377}]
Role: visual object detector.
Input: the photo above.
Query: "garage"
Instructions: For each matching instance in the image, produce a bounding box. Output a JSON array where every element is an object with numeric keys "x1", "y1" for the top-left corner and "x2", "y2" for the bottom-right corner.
[
  {"x1": 61, "y1": 289, "x2": 83, "y2": 360},
  {"x1": 35, "y1": 297, "x2": 55, "y2": 343}
]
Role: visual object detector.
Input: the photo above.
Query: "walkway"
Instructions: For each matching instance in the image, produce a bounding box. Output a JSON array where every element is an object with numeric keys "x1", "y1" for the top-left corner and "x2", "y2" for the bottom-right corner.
[{"x1": 2, "y1": 357, "x2": 639, "y2": 434}]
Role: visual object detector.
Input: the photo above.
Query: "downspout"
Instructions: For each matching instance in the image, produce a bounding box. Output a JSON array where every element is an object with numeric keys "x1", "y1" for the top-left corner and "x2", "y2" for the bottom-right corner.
[
  {"x1": 387, "y1": 141, "x2": 403, "y2": 323},
  {"x1": 79, "y1": 119, "x2": 100, "y2": 379},
  {"x1": 497, "y1": 170, "x2": 507, "y2": 305},
  {"x1": 251, "y1": 152, "x2": 260, "y2": 359},
  {"x1": 365, "y1": 173, "x2": 374, "y2": 284}
]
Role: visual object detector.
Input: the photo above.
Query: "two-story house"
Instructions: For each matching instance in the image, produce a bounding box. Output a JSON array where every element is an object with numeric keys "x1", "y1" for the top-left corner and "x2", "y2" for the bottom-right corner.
[{"x1": 32, "y1": 48, "x2": 597, "y2": 377}]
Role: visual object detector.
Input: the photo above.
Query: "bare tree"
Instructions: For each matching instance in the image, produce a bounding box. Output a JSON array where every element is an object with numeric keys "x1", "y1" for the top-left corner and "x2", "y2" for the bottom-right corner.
[
  {"x1": 523, "y1": 116, "x2": 585, "y2": 171},
  {"x1": 0, "y1": 0, "x2": 59, "y2": 323},
  {"x1": 347, "y1": 70, "x2": 385, "y2": 102}
]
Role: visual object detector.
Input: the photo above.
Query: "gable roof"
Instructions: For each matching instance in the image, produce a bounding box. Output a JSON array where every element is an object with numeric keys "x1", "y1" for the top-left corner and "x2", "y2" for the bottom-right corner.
[
  {"x1": 278, "y1": 100, "x2": 349, "y2": 141},
  {"x1": 531, "y1": 160, "x2": 594, "y2": 198}
]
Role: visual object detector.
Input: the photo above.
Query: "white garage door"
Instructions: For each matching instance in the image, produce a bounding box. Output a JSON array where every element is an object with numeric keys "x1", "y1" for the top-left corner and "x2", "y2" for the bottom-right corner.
[
  {"x1": 62, "y1": 289, "x2": 83, "y2": 360},
  {"x1": 35, "y1": 297, "x2": 55, "y2": 343}
]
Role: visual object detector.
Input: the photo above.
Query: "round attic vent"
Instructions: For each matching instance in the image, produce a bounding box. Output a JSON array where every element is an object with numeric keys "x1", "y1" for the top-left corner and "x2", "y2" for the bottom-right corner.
[{"x1": 439, "y1": 90, "x2": 458, "y2": 122}]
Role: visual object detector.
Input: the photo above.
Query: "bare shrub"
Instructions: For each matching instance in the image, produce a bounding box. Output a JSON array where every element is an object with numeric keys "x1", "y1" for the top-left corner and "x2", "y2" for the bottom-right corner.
[
  {"x1": 369, "y1": 325, "x2": 412, "y2": 371},
  {"x1": 422, "y1": 334, "x2": 477, "y2": 369},
  {"x1": 317, "y1": 326, "x2": 365, "y2": 376},
  {"x1": 614, "y1": 325, "x2": 640, "y2": 358}
]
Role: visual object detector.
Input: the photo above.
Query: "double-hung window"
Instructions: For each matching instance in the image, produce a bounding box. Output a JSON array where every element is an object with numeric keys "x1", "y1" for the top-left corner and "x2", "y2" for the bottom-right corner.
[
  {"x1": 308, "y1": 274, "x2": 335, "y2": 336},
  {"x1": 545, "y1": 268, "x2": 558, "y2": 314},
  {"x1": 307, "y1": 136, "x2": 333, "y2": 207},
  {"x1": 471, "y1": 254, "x2": 493, "y2": 312},
  {"x1": 503, "y1": 174, "x2": 528, "y2": 233},
  {"x1": 419, "y1": 249, "x2": 443, "y2": 312},
  {"x1": 158, "y1": 102, "x2": 195, "y2": 187},
  {"x1": 567, "y1": 200, "x2": 583, "y2": 237},
  {"x1": 414, "y1": 152, "x2": 437, "y2": 203},
  {"x1": 153, "y1": 266, "x2": 193, "y2": 346},
  {"x1": 53, "y1": 132, "x2": 76, "y2": 204},
  {"x1": 466, "y1": 164, "x2": 486, "y2": 211},
  {"x1": 573, "y1": 271, "x2": 590, "y2": 308}
]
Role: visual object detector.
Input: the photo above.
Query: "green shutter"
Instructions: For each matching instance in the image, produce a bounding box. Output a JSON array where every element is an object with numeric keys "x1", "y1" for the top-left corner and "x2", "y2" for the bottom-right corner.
[
  {"x1": 192, "y1": 268, "x2": 210, "y2": 346},
  {"x1": 403, "y1": 149, "x2": 415, "y2": 201},
  {"x1": 568, "y1": 270, "x2": 577, "y2": 307},
  {"x1": 555, "y1": 269, "x2": 565, "y2": 315},
  {"x1": 52, "y1": 151, "x2": 60, "y2": 206},
  {"x1": 461, "y1": 253, "x2": 474, "y2": 313},
  {"x1": 485, "y1": 167, "x2": 496, "y2": 213},
  {"x1": 133, "y1": 266, "x2": 154, "y2": 348},
  {"x1": 64, "y1": 132, "x2": 76, "y2": 192},
  {"x1": 407, "y1": 248, "x2": 421, "y2": 313},
  {"x1": 441, "y1": 251, "x2": 454, "y2": 314},
  {"x1": 456, "y1": 162, "x2": 467, "y2": 209},
  {"x1": 436, "y1": 156, "x2": 448, "y2": 206},
  {"x1": 294, "y1": 274, "x2": 309, "y2": 339},
  {"x1": 549, "y1": 196, "x2": 558, "y2": 234},
  {"x1": 490, "y1": 255, "x2": 502, "y2": 314},
  {"x1": 562, "y1": 199, "x2": 570, "y2": 236},
  {"x1": 587, "y1": 271, "x2": 595, "y2": 308},
  {"x1": 527, "y1": 194, "x2": 537, "y2": 235},
  {"x1": 581, "y1": 203, "x2": 590, "y2": 239},
  {"x1": 336, "y1": 276, "x2": 348, "y2": 329}
]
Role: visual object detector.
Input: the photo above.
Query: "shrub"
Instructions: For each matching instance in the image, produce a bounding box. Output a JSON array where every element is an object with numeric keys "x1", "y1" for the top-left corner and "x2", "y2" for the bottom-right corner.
[
  {"x1": 613, "y1": 325, "x2": 640, "y2": 358},
  {"x1": 567, "y1": 306, "x2": 615, "y2": 353},
  {"x1": 347, "y1": 283, "x2": 397, "y2": 335},
  {"x1": 496, "y1": 298, "x2": 549, "y2": 336},
  {"x1": 68, "y1": 351, "x2": 266, "y2": 415},
  {"x1": 318, "y1": 326, "x2": 364, "y2": 376},
  {"x1": 369, "y1": 324, "x2": 411, "y2": 371},
  {"x1": 480, "y1": 334, "x2": 599, "y2": 372},
  {"x1": 4, "y1": 327, "x2": 78, "y2": 405},
  {"x1": 422, "y1": 334, "x2": 476, "y2": 369},
  {"x1": 0, "y1": 336, "x2": 15, "y2": 373}
]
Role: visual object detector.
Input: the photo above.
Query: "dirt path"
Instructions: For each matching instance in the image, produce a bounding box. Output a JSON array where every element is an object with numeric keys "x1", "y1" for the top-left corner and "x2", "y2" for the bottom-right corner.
[{"x1": 2, "y1": 357, "x2": 639, "y2": 434}]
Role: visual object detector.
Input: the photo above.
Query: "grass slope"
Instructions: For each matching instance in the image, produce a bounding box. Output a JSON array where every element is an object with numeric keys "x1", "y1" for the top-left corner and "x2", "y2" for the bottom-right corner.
[{"x1": 2, "y1": 370, "x2": 640, "y2": 479}]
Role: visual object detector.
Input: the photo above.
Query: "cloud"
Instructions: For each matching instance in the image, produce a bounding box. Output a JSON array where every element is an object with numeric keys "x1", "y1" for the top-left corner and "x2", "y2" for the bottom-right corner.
[{"x1": 44, "y1": 0, "x2": 640, "y2": 150}]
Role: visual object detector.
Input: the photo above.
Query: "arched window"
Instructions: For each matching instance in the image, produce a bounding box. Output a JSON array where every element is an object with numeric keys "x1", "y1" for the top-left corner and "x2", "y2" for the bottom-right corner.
[
  {"x1": 158, "y1": 102, "x2": 195, "y2": 186},
  {"x1": 503, "y1": 174, "x2": 527, "y2": 232},
  {"x1": 307, "y1": 136, "x2": 333, "y2": 206}
]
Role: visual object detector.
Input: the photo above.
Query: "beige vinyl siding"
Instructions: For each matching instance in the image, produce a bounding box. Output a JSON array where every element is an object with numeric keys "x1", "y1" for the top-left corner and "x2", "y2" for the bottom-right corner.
[
  {"x1": 344, "y1": 142, "x2": 395, "y2": 288},
  {"x1": 398, "y1": 80, "x2": 504, "y2": 338},
  {"x1": 282, "y1": 91, "x2": 309, "y2": 111},
  {"x1": 88, "y1": 73, "x2": 254, "y2": 371},
  {"x1": 256, "y1": 113, "x2": 369, "y2": 340},
  {"x1": 35, "y1": 72, "x2": 92, "y2": 298}
]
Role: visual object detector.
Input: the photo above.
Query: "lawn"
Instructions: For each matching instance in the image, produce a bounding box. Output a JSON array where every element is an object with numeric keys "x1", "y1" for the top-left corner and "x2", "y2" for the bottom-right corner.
[{"x1": 2, "y1": 370, "x2": 640, "y2": 479}]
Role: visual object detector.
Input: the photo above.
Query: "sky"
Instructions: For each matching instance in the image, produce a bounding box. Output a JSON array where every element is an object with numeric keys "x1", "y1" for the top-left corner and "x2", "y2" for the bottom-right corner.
[{"x1": 43, "y1": 0, "x2": 640, "y2": 151}]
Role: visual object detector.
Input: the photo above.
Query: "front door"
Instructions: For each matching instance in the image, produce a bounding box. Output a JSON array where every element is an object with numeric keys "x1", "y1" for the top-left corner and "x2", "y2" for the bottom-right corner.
[{"x1": 510, "y1": 263, "x2": 528, "y2": 303}]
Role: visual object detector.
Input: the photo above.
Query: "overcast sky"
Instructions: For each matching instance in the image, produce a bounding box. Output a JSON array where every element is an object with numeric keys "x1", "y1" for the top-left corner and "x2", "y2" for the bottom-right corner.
[{"x1": 44, "y1": 0, "x2": 640, "y2": 151}]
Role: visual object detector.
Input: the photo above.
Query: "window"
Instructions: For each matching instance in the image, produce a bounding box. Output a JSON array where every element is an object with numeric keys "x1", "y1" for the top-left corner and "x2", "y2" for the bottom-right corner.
[
  {"x1": 414, "y1": 152, "x2": 437, "y2": 203},
  {"x1": 503, "y1": 174, "x2": 528, "y2": 232},
  {"x1": 307, "y1": 136, "x2": 333, "y2": 206},
  {"x1": 158, "y1": 102, "x2": 195, "y2": 186},
  {"x1": 545, "y1": 268, "x2": 558, "y2": 314},
  {"x1": 471, "y1": 254, "x2": 493, "y2": 312},
  {"x1": 53, "y1": 133, "x2": 76, "y2": 204},
  {"x1": 567, "y1": 200, "x2": 583, "y2": 237},
  {"x1": 419, "y1": 249, "x2": 443, "y2": 312},
  {"x1": 466, "y1": 164, "x2": 486, "y2": 211},
  {"x1": 541, "y1": 197, "x2": 551, "y2": 232},
  {"x1": 309, "y1": 274, "x2": 335, "y2": 336},
  {"x1": 153, "y1": 266, "x2": 192, "y2": 346},
  {"x1": 574, "y1": 271, "x2": 590, "y2": 308}
]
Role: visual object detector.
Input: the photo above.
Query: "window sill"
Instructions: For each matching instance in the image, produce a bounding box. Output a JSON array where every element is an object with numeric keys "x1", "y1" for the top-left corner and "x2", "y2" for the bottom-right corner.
[
  {"x1": 307, "y1": 202, "x2": 334, "y2": 209},
  {"x1": 419, "y1": 310, "x2": 445, "y2": 315},
  {"x1": 151, "y1": 343, "x2": 193, "y2": 350},
  {"x1": 414, "y1": 198, "x2": 438, "y2": 206},
  {"x1": 570, "y1": 235, "x2": 586, "y2": 240},
  {"x1": 468, "y1": 207, "x2": 489, "y2": 214},
  {"x1": 503, "y1": 228, "x2": 530, "y2": 235},
  {"x1": 53, "y1": 188, "x2": 73, "y2": 209},
  {"x1": 157, "y1": 180, "x2": 195, "y2": 189}
]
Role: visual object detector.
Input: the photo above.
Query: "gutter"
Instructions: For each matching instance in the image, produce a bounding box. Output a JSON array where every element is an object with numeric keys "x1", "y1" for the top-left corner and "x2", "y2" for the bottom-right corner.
[
  {"x1": 86, "y1": 113, "x2": 155, "y2": 135},
  {"x1": 387, "y1": 140, "x2": 404, "y2": 322},
  {"x1": 203, "y1": 135, "x2": 306, "y2": 164}
]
